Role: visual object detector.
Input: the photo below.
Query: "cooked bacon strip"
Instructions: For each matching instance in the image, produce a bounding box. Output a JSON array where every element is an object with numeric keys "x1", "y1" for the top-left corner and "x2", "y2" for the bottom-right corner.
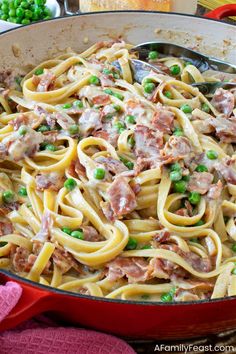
[
  {"x1": 0, "y1": 221, "x2": 13, "y2": 236},
  {"x1": 107, "y1": 257, "x2": 149, "y2": 283},
  {"x1": 125, "y1": 100, "x2": 146, "y2": 120},
  {"x1": 99, "y1": 74, "x2": 115, "y2": 88},
  {"x1": 211, "y1": 88, "x2": 235, "y2": 117},
  {"x1": 33, "y1": 211, "x2": 53, "y2": 242},
  {"x1": 187, "y1": 172, "x2": 214, "y2": 194},
  {"x1": 79, "y1": 109, "x2": 102, "y2": 136},
  {"x1": 68, "y1": 159, "x2": 86, "y2": 179},
  {"x1": 134, "y1": 125, "x2": 163, "y2": 159},
  {"x1": 101, "y1": 201, "x2": 115, "y2": 222},
  {"x1": 95, "y1": 156, "x2": 128, "y2": 175},
  {"x1": 151, "y1": 108, "x2": 174, "y2": 134},
  {"x1": 12, "y1": 246, "x2": 50, "y2": 273},
  {"x1": 36, "y1": 172, "x2": 65, "y2": 192},
  {"x1": 208, "y1": 116, "x2": 236, "y2": 143},
  {"x1": 81, "y1": 226, "x2": 104, "y2": 242},
  {"x1": 152, "y1": 230, "x2": 170, "y2": 245},
  {"x1": 10, "y1": 113, "x2": 29, "y2": 130},
  {"x1": 35, "y1": 71, "x2": 56, "y2": 93},
  {"x1": 174, "y1": 289, "x2": 201, "y2": 301},
  {"x1": 160, "y1": 136, "x2": 192, "y2": 164},
  {"x1": 0, "y1": 143, "x2": 7, "y2": 160},
  {"x1": 214, "y1": 158, "x2": 236, "y2": 185},
  {"x1": 0, "y1": 202, "x2": 19, "y2": 216},
  {"x1": 52, "y1": 246, "x2": 83, "y2": 274},
  {"x1": 92, "y1": 94, "x2": 111, "y2": 106},
  {"x1": 207, "y1": 180, "x2": 223, "y2": 199},
  {"x1": 107, "y1": 176, "x2": 137, "y2": 218}
]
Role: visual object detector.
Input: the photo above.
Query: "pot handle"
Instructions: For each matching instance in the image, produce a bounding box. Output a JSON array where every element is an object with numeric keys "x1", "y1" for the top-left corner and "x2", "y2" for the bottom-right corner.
[
  {"x1": 0, "y1": 274, "x2": 54, "y2": 331},
  {"x1": 204, "y1": 4, "x2": 236, "y2": 20}
]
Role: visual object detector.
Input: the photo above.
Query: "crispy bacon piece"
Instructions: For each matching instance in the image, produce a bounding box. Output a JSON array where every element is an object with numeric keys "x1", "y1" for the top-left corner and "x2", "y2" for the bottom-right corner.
[
  {"x1": 207, "y1": 180, "x2": 223, "y2": 199},
  {"x1": 214, "y1": 158, "x2": 236, "y2": 185},
  {"x1": 33, "y1": 211, "x2": 53, "y2": 243},
  {"x1": 12, "y1": 246, "x2": 50, "y2": 273},
  {"x1": 107, "y1": 176, "x2": 137, "y2": 218},
  {"x1": 151, "y1": 108, "x2": 174, "y2": 134},
  {"x1": 52, "y1": 246, "x2": 83, "y2": 274},
  {"x1": 208, "y1": 116, "x2": 236, "y2": 143},
  {"x1": 0, "y1": 143, "x2": 7, "y2": 160},
  {"x1": 92, "y1": 94, "x2": 111, "y2": 106},
  {"x1": 0, "y1": 221, "x2": 13, "y2": 236},
  {"x1": 79, "y1": 109, "x2": 102, "y2": 136},
  {"x1": 81, "y1": 226, "x2": 104, "y2": 242},
  {"x1": 160, "y1": 136, "x2": 191, "y2": 164},
  {"x1": 95, "y1": 156, "x2": 128, "y2": 175},
  {"x1": 107, "y1": 257, "x2": 150, "y2": 283},
  {"x1": 211, "y1": 88, "x2": 235, "y2": 117},
  {"x1": 35, "y1": 71, "x2": 56, "y2": 92},
  {"x1": 152, "y1": 230, "x2": 171, "y2": 245},
  {"x1": 35, "y1": 173, "x2": 65, "y2": 192},
  {"x1": 174, "y1": 289, "x2": 201, "y2": 301},
  {"x1": 0, "y1": 202, "x2": 19, "y2": 216},
  {"x1": 134, "y1": 125, "x2": 163, "y2": 159},
  {"x1": 125, "y1": 100, "x2": 146, "y2": 120},
  {"x1": 187, "y1": 172, "x2": 214, "y2": 195},
  {"x1": 101, "y1": 201, "x2": 115, "y2": 222},
  {"x1": 68, "y1": 159, "x2": 86, "y2": 178}
]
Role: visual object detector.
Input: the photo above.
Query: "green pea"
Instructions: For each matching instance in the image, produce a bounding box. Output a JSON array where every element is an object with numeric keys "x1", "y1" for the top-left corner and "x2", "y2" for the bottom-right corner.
[
  {"x1": 120, "y1": 156, "x2": 134, "y2": 170},
  {"x1": 114, "y1": 121, "x2": 125, "y2": 132},
  {"x1": 1, "y1": 14, "x2": 8, "y2": 20},
  {"x1": 128, "y1": 136, "x2": 135, "y2": 148},
  {"x1": 61, "y1": 227, "x2": 72, "y2": 235},
  {"x1": 94, "y1": 168, "x2": 106, "y2": 180},
  {"x1": 104, "y1": 88, "x2": 113, "y2": 95},
  {"x1": 18, "y1": 186, "x2": 27, "y2": 197},
  {"x1": 170, "y1": 65, "x2": 181, "y2": 76},
  {"x1": 9, "y1": 1, "x2": 15, "y2": 9},
  {"x1": 89, "y1": 75, "x2": 100, "y2": 86},
  {"x1": 34, "y1": 6, "x2": 43, "y2": 17},
  {"x1": 9, "y1": 8, "x2": 16, "y2": 17},
  {"x1": 25, "y1": 9, "x2": 32, "y2": 18},
  {"x1": 113, "y1": 104, "x2": 121, "y2": 112},
  {"x1": 195, "y1": 165, "x2": 208, "y2": 173},
  {"x1": 103, "y1": 68, "x2": 112, "y2": 75},
  {"x1": 18, "y1": 125, "x2": 28, "y2": 135},
  {"x1": 1, "y1": 4, "x2": 9, "y2": 13},
  {"x1": 35, "y1": 0, "x2": 45, "y2": 6},
  {"x1": 189, "y1": 191, "x2": 201, "y2": 205},
  {"x1": 173, "y1": 180, "x2": 187, "y2": 193},
  {"x1": 126, "y1": 115, "x2": 136, "y2": 124},
  {"x1": 21, "y1": 18, "x2": 30, "y2": 25},
  {"x1": 143, "y1": 78, "x2": 153, "y2": 84},
  {"x1": 161, "y1": 292, "x2": 173, "y2": 302},
  {"x1": 63, "y1": 103, "x2": 72, "y2": 109},
  {"x1": 141, "y1": 245, "x2": 152, "y2": 249},
  {"x1": 170, "y1": 163, "x2": 181, "y2": 172},
  {"x1": 232, "y1": 268, "x2": 236, "y2": 275},
  {"x1": 206, "y1": 150, "x2": 218, "y2": 160},
  {"x1": 37, "y1": 124, "x2": 50, "y2": 132},
  {"x1": 45, "y1": 144, "x2": 57, "y2": 151},
  {"x1": 14, "y1": 0, "x2": 21, "y2": 7},
  {"x1": 182, "y1": 175, "x2": 190, "y2": 182},
  {"x1": 164, "y1": 90, "x2": 172, "y2": 99},
  {"x1": 21, "y1": 1, "x2": 29, "y2": 8},
  {"x1": 16, "y1": 7, "x2": 24, "y2": 18},
  {"x1": 173, "y1": 128, "x2": 184, "y2": 136},
  {"x1": 232, "y1": 243, "x2": 236, "y2": 253},
  {"x1": 43, "y1": 7, "x2": 52, "y2": 17},
  {"x1": 2, "y1": 190, "x2": 14, "y2": 204},
  {"x1": 74, "y1": 100, "x2": 83, "y2": 108},
  {"x1": 202, "y1": 103, "x2": 210, "y2": 113},
  {"x1": 194, "y1": 220, "x2": 204, "y2": 226},
  {"x1": 144, "y1": 82, "x2": 155, "y2": 94},
  {"x1": 126, "y1": 237, "x2": 138, "y2": 250},
  {"x1": 180, "y1": 104, "x2": 193, "y2": 114},
  {"x1": 71, "y1": 230, "x2": 84, "y2": 239},
  {"x1": 148, "y1": 51, "x2": 159, "y2": 60},
  {"x1": 170, "y1": 170, "x2": 182, "y2": 182},
  {"x1": 190, "y1": 238, "x2": 199, "y2": 243},
  {"x1": 69, "y1": 124, "x2": 79, "y2": 135},
  {"x1": 113, "y1": 92, "x2": 124, "y2": 101},
  {"x1": 64, "y1": 178, "x2": 77, "y2": 191}
]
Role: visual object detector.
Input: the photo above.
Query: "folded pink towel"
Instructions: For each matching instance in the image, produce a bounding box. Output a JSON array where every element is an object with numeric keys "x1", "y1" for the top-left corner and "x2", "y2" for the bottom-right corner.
[{"x1": 0, "y1": 281, "x2": 135, "y2": 354}]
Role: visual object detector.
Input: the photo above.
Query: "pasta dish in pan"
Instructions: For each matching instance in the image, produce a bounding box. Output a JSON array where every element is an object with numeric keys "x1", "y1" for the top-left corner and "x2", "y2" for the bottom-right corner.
[{"x1": 0, "y1": 40, "x2": 236, "y2": 302}]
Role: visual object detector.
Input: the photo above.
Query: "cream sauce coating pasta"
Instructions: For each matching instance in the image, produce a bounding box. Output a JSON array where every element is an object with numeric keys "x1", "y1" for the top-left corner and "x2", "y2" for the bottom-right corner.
[{"x1": 0, "y1": 40, "x2": 236, "y2": 302}]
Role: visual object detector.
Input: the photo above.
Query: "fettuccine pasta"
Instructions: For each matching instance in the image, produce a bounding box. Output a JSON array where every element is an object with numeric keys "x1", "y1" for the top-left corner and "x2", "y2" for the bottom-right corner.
[{"x1": 0, "y1": 40, "x2": 236, "y2": 302}]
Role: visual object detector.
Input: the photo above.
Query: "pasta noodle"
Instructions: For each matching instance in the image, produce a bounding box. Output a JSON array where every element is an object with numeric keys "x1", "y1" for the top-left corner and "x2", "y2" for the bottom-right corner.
[{"x1": 0, "y1": 40, "x2": 236, "y2": 303}]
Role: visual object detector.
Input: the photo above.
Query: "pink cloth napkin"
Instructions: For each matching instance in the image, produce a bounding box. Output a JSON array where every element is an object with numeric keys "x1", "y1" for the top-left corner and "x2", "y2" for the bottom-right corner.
[{"x1": 0, "y1": 281, "x2": 136, "y2": 354}]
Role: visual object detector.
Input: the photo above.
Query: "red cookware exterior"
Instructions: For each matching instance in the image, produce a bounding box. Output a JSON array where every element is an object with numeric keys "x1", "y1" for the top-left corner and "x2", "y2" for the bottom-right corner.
[
  {"x1": 1, "y1": 270, "x2": 236, "y2": 339},
  {"x1": 0, "y1": 9, "x2": 236, "y2": 339},
  {"x1": 204, "y1": 4, "x2": 236, "y2": 20}
]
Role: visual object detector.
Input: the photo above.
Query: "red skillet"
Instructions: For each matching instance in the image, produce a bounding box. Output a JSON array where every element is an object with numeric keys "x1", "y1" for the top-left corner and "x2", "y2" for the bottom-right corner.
[{"x1": 0, "y1": 6, "x2": 236, "y2": 339}]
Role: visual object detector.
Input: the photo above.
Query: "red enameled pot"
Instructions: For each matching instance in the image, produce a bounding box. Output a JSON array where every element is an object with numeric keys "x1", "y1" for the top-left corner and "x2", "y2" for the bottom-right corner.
[{"x1": 0, "y1": 8, "x2": 236, "y2": 339}]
